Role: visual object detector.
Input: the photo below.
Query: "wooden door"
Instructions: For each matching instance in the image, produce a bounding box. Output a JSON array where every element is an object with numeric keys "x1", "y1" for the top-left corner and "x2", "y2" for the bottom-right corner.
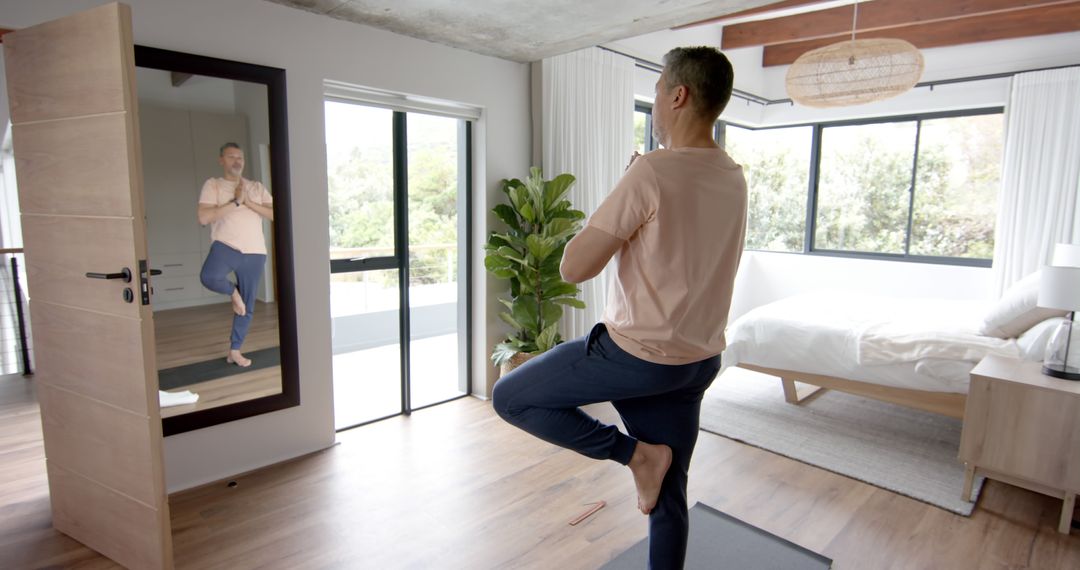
[{"x1": 3, "y1": 3, "x2": 172, "y2": 568}]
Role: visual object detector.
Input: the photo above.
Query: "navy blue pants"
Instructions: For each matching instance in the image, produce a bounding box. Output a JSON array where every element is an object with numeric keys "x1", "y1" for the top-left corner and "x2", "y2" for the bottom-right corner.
[
  {"x1": 492, "y1": 323, "x2": 721, "y2": 570},
  {"x1": 199, "y1": 241, "x2": 266, "y2": 350}
]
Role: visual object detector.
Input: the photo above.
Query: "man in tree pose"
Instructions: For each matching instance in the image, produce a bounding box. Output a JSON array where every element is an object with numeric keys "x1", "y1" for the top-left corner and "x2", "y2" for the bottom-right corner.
[
  {"x1": 493, "y1": 47, "x2": 747, "y2": 568},
  {"x1": 197, "y1": 142, "x2": 274, "y2": 367}
]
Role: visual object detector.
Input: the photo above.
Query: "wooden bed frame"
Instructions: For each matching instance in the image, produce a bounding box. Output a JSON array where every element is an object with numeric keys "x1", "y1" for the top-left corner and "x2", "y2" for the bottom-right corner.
[{"x1": 737, "y1": 363, "x2": 967, "y2": 419}]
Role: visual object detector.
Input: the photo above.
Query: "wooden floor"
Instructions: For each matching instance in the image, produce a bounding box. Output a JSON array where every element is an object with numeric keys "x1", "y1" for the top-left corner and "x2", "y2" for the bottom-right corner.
[
  {"x1": 3, "y1": 372, "x2": 1080, "y2": 569},
  {"x1": 154, "y1": 302, "x2": 281, "y2": 418}
]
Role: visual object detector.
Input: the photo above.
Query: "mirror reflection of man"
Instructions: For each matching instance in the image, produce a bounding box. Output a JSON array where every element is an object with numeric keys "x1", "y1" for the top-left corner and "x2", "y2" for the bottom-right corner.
[{"x1": 196, "y1": 142, "x2": 274, "y2": 367}]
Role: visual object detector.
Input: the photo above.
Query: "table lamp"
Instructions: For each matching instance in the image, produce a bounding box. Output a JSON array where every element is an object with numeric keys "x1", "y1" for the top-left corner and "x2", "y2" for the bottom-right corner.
[
  {"x1": 1038, "y1": 265, "x2": 1080, "y2": 380},
  {"x1": 1052, "y1": 243, "x2": 1080, "y2": 267}
]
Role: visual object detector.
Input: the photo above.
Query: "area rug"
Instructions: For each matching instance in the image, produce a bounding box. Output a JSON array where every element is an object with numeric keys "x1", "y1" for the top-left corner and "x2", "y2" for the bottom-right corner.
[
  {"x1": 700, "y1": 368, "x2": 983, "y2": 515},
  {"x1": 602, "y1": 502, "x2": 832, "y2": 569},
  {"x1": 158, "y1": 346, "x2": 280, "y2": 390}
]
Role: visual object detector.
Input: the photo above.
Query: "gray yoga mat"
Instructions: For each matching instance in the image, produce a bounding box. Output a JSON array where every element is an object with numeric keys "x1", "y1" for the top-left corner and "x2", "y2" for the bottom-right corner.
[
  {"x1": 602, "y1": 502, "x2": 832, "y2": 570},
  {"x1": 158, "y1": 346, "x2": 280, "y2": 390}
]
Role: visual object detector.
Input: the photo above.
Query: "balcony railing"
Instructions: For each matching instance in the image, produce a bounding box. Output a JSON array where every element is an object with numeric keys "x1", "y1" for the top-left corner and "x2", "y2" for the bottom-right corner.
[
  {"x1": 329, "y1": 243, "x2": 458, "y2": 285},
  {"x1": 0, "y1": 248, "x2": 32, "y2": 376}
]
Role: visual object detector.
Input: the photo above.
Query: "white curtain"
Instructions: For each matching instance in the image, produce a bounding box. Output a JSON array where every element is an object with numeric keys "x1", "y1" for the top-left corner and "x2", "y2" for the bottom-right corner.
[
  {"x1": 992, "y1": 67, "x2": 1080, "y2": 296},
  {"x1": 540, "y1": 47, "x2": 635, "y2": 341}
]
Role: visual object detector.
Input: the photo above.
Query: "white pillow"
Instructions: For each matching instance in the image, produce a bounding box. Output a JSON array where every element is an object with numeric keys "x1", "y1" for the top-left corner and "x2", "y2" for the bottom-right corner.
[
  {"x1": 979, "y1": 271, "x2": 1068, "y2": 338},
  {"x1": 1016, "y1": 316, "x2": 1067, "y2": 361}
]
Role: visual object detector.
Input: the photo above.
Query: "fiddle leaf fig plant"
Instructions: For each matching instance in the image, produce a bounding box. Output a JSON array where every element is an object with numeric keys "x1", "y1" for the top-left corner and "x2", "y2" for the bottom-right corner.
[{"x1": 485, "y1": 167, "x2": 586, "y2": 366}]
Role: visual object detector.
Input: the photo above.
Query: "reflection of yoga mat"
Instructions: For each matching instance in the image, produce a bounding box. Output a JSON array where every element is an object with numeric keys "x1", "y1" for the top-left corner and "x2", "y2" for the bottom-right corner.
[
  {"x1": 602, "y1": 503, "x2": 832, "y2": 569},
  {"x1": 158, "y1": 346, "x2": 281, "y2": 391}
]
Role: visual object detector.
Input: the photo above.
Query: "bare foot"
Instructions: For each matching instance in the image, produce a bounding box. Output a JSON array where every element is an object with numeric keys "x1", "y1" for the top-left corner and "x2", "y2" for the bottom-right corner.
[
  {"x1": 231, "y1": 289, "x2": 246, "y2": 316},
  {"x1": 628, "y1": 441, "x2": 672, "y2": 515},
  {"x1": 226, "y1": 350, "x2": 252, "y2": 367}
]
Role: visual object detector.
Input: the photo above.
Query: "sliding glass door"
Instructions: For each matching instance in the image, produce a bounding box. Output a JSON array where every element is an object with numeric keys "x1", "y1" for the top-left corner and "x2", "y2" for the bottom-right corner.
[{"x1": 325, "y1": 100, "x2": 471, "y2": 430}]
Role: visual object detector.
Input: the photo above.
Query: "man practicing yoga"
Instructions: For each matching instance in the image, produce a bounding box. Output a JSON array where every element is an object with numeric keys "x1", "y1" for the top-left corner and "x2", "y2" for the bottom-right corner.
[
  {"x1": 197, "y1": 142, "x2": 274, "y2": 367},
  {"x1": 492, "y1": 47, "x2": 747, "y2": 569}
]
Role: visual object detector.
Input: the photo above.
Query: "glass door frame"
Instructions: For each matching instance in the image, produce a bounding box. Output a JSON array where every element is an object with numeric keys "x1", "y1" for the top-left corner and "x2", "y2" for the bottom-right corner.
[{"x1": 329, "y1": 108, "x2": 473, "y2": 430}]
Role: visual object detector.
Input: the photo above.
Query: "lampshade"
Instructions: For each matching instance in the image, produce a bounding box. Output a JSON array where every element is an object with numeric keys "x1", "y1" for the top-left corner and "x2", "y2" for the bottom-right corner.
[
  {"x1": 1051, "y1": 243, "x2": 1080, "y2": 268},
  {"x1": 785, "y1": 38, "x2": 925, "y2": 108},
  {"x1": 1038, "y1": 265, "x2": 1080, "y2": 311}
]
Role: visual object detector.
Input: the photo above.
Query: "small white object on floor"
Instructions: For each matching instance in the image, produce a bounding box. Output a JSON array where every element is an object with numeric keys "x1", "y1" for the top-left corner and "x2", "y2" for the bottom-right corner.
[{"x1": 159, "y1": 390, "x2": 199, "y2": 408}]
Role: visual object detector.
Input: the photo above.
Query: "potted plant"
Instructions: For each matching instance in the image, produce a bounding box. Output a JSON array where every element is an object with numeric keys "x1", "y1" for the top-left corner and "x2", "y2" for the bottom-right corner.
[{"x1": 485, "y1": 167, "x2": 586, "y2": 374}]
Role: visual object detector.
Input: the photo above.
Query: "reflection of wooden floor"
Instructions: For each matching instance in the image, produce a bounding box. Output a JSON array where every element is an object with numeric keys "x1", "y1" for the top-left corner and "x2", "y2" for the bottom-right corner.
[
  {"x1": 154, "y1": 301, "x2": 282, "y2": 418},
  {"x1": 155, "y1": 301, "x2": 279, "y2": 368}
]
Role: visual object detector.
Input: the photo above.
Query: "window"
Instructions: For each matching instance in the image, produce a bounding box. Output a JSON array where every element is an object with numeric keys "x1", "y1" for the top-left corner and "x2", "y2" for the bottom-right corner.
[
  {"x1": 635, "y1": 102, "x2": 658, "y2": 153},
  {"x1": 634, "y1": 110, "x2": 647, "y2": 154},
  {"x1": 724, "y1": 125, "x2": 812, "y2": 252},
  {"x1": 815, "y1": 121, "x2": 917, "y2": 254},
  {"x1": 325, "y1": 98, "x2": 472, "y2": 430},
  {"x1": 908, "y1": 114, "x2": 1002, "y2": 259},
  {"x1": 720, "y1": 109, "x2": 1003, "y2": 265}
]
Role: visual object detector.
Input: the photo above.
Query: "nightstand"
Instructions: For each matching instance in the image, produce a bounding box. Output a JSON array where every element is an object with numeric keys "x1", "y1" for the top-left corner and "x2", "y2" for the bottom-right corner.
[{"x1": 959, "y1": 355, "x2": 1080, "y2": 534}]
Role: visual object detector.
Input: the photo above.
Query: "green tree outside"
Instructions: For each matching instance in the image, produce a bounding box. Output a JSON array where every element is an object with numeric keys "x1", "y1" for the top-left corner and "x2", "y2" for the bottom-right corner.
[
  {"x1": 725, "y1": 113, "x2": 1001, "y2": 259},
  {"x1": 327, "y1": 120, "x2": 462, "y2": 286}
]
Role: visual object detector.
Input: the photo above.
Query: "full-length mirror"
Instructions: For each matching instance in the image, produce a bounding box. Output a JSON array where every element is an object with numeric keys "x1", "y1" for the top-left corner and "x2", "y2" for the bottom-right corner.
[{"x1": 135, "y1": 46, "x2": 298, "y2": 436}]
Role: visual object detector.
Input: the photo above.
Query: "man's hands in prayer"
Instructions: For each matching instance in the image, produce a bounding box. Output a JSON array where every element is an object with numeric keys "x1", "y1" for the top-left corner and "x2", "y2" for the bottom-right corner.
[{"x1": 234, "y1": 179, "x2": 246, "y2": 205}]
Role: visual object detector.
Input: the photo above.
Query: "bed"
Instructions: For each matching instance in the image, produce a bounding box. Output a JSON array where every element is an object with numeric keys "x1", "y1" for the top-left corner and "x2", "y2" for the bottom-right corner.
[{"x1": 721, "y1": 281, "x2": 1064, "y2": 419}]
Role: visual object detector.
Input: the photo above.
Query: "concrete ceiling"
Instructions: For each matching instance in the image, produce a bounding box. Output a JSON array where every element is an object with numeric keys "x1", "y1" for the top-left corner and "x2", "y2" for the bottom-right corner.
[{"x1": 263, "y1": 0, "x2": 777, "y2": 62}]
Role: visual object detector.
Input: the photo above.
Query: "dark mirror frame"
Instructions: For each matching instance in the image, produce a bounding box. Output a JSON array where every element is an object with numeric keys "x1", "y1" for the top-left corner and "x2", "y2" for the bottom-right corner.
[{"x1": 134, "y1": 45, "x2": 300, "y2": 437}]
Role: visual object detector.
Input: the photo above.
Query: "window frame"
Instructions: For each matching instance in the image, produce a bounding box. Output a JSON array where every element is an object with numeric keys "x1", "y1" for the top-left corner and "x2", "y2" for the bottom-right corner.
[
  {"x1": 723, "y1": 107, "x2": 1004, "y2": 267},
  {"x1": 324, "y1": 101, "x2": 474, "y2": 431},
  {"x1": 635, "y1": 101, "x2": 659, "y2": 153}
]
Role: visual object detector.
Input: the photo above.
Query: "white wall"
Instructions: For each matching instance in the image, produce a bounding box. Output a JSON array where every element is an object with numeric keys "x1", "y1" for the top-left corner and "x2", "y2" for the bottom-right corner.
[
  {"x1": 756, "y1": 77, "x2": 1008, "y2": 127},
  {"x1": 0, "y1": 0, "x2": 531, "y2": 492},
  {"x1": 134, "y1": 67, "x2": 237, "y2": 114},
  {"x1": 729, "y1": 251, "x2": 993, "y2": 322}
]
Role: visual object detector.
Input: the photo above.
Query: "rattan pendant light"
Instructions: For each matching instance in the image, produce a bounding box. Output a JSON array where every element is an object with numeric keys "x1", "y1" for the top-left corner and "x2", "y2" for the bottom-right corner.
[{"x1": 785, "y1": 1, "x2": 924, "y2": 108}]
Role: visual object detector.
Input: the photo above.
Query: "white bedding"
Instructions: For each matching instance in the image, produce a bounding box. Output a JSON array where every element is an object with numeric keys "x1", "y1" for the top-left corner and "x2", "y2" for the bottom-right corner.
[{"x1": 722, "y1": 291, "x2": 1021, "y2": 394}]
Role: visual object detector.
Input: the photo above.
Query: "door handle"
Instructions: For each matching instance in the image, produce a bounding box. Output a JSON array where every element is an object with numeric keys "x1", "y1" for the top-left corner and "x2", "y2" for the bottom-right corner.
[
  {"x1": 150, "y1": 269, "x2": 163, "y2": 276},
  {"x1": 85, "y1": 267, "x2": 132, "y2": 283}
]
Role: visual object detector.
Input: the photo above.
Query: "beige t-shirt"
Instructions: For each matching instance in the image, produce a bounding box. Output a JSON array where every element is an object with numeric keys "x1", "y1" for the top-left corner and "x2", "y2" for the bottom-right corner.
[
  {"x1": 198, "y1": 177, "x2": 273, "y2": 255},
  {"x1": 587, "y1": 147, "x2": 747, "y2": 365}
]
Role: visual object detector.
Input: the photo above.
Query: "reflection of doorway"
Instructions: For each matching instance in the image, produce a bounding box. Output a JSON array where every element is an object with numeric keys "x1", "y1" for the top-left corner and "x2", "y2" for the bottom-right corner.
[{"x1": 325, "y1": 99, "x2": 472, "y2": 430}]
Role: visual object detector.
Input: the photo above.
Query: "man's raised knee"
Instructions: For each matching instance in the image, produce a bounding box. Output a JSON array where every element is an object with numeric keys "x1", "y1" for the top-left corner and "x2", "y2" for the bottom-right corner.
[{"x1": 491, "y1": 380, "x2": 510, "y2": 420}]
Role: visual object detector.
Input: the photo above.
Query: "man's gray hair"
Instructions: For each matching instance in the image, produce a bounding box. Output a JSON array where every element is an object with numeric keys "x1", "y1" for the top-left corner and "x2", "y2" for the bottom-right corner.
[
  {"x1": 219, "y1": 142, "x2": 243, "y2": 156},
  {"x1": 662, "y1": 47, "x2": 734, "y2": 121}
]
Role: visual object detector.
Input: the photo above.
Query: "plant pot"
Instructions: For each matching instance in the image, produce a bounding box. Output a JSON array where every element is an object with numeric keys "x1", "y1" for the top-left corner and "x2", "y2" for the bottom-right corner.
[{"x1": 499, "y1": 352, "x2": 537, "y2": 378}]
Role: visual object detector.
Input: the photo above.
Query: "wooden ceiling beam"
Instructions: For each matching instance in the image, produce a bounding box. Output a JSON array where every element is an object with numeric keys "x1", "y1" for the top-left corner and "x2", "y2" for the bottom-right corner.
[
  {"x1": 672, "y1": 0, "x2": 827, "y2": 30},
  {"x1": 722, "y1": 0, "x2": 1073, "y2": 50},
  {"x1": 763, "y1": 2, "x2": 1080, "y2": 66}
]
